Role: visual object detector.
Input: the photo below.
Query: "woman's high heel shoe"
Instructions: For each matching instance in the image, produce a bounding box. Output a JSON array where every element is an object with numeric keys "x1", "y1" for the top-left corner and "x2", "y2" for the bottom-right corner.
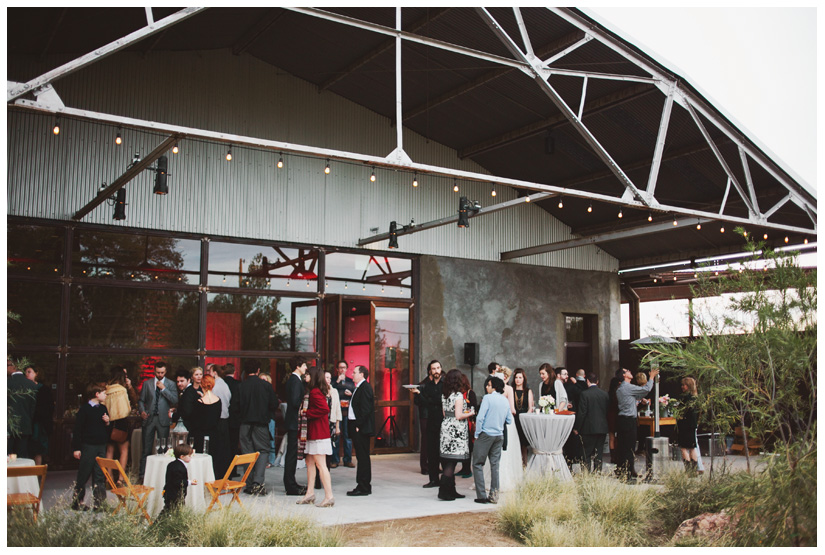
[
  {"x1": 296, "y1": 495, "x2": 316, "y2": 505},
  {"x1": 316, "y1": 497, "x2": 335, "y2": 508}
]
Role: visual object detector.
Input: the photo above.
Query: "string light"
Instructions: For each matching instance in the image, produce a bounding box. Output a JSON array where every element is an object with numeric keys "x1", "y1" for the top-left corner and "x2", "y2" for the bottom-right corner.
[
  {"x1": 763, "y1": 233, "x2": 768, "y2": 240},
  {"x1": 344, "y1": 282, "x2": 348, "y2": 289},
  {"x1": 286, "y1": 278, "x2": 291, "y2": 287},
  {"x1": 804, "y1": 238, "x2": 808, "y2": 244},
  {"x1": 720, "y1": 226, "x2": 725, "y2": 233},
  {"x1": 362, "y1": 284, "x2": 366, "y2": 291},
  {"x1": 743, "y1": 231, "x2": 748, "y2": 237},
  {"x1": 222, "y1": 275, "x2": 226, "y2": 282},
  {"x1": 324, "y1": 160, "x2": 330, "y2": 174},
  {"x1": 557, "y1": 196, "x2": 564, "y2": 209},
  {"x1": 381, "y1": 285, "x2": 385, "y2": 293},
  {"x1": 172, "y1": 143, "x2": 179, "y2": 154},
  {"x1": 412, "y1": 174, "x2": 418, "y2": 187},
  {"x1": 672, "y1": 217, "x2": 678, "y2": 226},
  {"x1": 696, "y1": 222, "x2": 701, "y2": 230},
  {"x1": 525, "y1": 195, "x2": 531, "y2": 203},
  {"x1": 370, "y1": 170, "x2": 376, "y2": 182},
  {"x1": 647, "y1": 213, "x2": 653, "y2": 222},
  {"x1": 784, "y1": 236, "x2": 789, "y2": 243},
  {"x1": 618, "y1": 208, "x2": 623, "y2": 218},
  {"x1": 587, "y1": 202, "x2": 592, "y2": 213},
  {"x1": 226, "y1": 147, "x2": 233, "y2": 161},
  {"x1": 115, "y1": 129, "x2": 122, "y2": 145},
  {"x1": 453, "y1": 180, "x2": 459, "y2": 193},
  {"x1": 491, "y1": 185, "x2": 496, "y2": 197},
  {"x1": 277, "y1": 153, "x2": 284, "y2": 168},
  {"x1": 52, "y1": 118, "x2": 60, "y2": 135}
]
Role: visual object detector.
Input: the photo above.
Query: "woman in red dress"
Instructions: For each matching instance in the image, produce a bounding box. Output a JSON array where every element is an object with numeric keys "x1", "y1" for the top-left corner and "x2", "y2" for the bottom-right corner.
[{"x1": 296, "y1": 366, "x2": 334, "y2": 507}]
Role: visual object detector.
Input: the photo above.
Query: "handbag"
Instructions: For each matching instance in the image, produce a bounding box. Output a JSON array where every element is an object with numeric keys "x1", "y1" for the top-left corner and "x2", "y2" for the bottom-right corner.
[
  {"x1": 297, "y1": 394, "x2": 309, "y2": 460},
  {"x1": 110, "y1": 427, "x2": 128, "y2": 443}
]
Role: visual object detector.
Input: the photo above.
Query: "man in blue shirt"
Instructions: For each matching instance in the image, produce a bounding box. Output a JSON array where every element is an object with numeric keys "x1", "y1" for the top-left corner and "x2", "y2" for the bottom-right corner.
[{"x1": 471, "y1": 376, "x2": 512, "y2": 504}]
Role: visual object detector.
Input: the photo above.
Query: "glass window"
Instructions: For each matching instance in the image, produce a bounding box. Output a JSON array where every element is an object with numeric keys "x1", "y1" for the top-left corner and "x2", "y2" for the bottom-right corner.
[
  {"x1": 206, "y1": 293, "x2": 317, "y2": 353},
  {"x1": 7, "y1": 222, "x2": 64, "y2": 276},
  {"x1": 324, "y1": 252, "x2": 412, "y2": 298},
  {"x1": 8, "y1": 282, "x2": 62, "y2": 345},
  {"x1": 208, "y1": 242, "x2": 318, "y2": 291},
  {"x1": 68, "y1": 285, "x2": 199, "y2": 348},
  {"x1": 72, "y1": 230, "x2": 201, "y2": 284}
]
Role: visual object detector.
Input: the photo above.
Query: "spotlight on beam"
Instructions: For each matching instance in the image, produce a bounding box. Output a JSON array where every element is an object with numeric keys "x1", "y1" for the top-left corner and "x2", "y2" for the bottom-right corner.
[{"x1": 458, "y1": 196, "x2": 481, "y2": 228}]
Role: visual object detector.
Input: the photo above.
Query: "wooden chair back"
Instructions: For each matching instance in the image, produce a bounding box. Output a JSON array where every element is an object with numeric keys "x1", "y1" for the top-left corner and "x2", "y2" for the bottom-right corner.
[
  {"x1": 96, "y1": 457, "x2": 154, "y2": 523},
  {"x1": 205, "y1": 452, "x2": 259, "y2": 512},
  {"x1": 213, "y1": 452, "x2": 259, "y2": 491}
]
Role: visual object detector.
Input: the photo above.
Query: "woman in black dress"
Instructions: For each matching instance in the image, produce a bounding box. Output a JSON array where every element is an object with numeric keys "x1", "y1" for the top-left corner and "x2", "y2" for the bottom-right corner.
[
  {"x1": 677, "y1": 377, "x2": 699, "y2": 473},
  {"x1": 511, "y1": 368, "x2": 534, "y2": 466},
  {"x1": 538, "y1": 362, "x2": 555, "y2": 398},
  {"x1": 188, "y1": 374, "x2": 222, "y2": 459}
]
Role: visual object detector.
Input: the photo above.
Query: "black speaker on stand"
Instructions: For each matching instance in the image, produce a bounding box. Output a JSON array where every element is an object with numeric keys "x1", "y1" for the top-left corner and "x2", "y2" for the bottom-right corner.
[{"x1": 464, "y1": 342, "x2": 479, "y2": 391}]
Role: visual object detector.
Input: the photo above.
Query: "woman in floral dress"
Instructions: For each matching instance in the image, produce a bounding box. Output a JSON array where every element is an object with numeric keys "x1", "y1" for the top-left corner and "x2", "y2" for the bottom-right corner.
[{"x1": 437, "y1": 369, "x2": 474, "y2": 501}]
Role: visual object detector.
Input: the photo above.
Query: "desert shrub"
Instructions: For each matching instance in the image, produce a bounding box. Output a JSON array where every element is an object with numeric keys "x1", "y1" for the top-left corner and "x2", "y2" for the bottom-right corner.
[
  {"x1": 7, "y1": 506, "x2": 159, "y2": 547},
  {"x1": 651, "y1": 466, "x2": 734, "y2": 535}
]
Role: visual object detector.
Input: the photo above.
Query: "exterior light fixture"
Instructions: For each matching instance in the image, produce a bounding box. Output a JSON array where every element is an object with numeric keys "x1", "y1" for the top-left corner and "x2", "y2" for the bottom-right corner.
[
  {"x1": 388, "y1": 221, "x2": 399, "y2": 249},
  {"x1": 453, "y1": 180, "x2": 459, "y2": 193},
  {"x1": 370, "y1": 170, "x2": 376, "y2": 182},
  {"x1": 113, "y1": 188, "x2": 127, "y2": 220},
  {"x1": 226, "y1": 147, "x2": 233, "y2": 161},
  {"x1": 52, "y1": 117, "x2": 60, "y2": 135},
  {"x1": 412, "y1": 174, "x2": 418, "y2": 187},
  {"x1": 696, "y1": 222, "x2": 701, "y2": 230},
  {"x1": 172, "y1": 143, "x2": 179, "y2": 154},
  {"x1": 115, "y1": 130, "x2": 122, "y2": 145},
  {"x1": 277, "y1": 153, "x2": 284, "y2": 168},
  {"x1": 153, "y1": 155, "x2": 168, "y2": 195},
  {"x1": 325, "y1": 160, "x2": 331, "y2": 174},
  {"x1": 491, "y1": 185, "x2": 497, "y2": 197}
]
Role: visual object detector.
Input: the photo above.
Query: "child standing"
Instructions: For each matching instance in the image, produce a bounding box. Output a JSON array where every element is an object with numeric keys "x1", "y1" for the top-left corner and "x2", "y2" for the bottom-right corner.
[
  {"x1": 160, "y1": 443, "x2": 198, "y2": 515},
  {"x1": 71, "y1": 382, "x2": 110, "y2": 511}
]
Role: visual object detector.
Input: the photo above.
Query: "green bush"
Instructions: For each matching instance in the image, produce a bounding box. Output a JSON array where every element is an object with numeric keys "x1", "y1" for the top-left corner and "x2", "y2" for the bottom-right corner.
[
  {"x1": 8, "y1": 498, "x2": 343, "y2": 547},
  {"x1": 651, "y1": 466, "x2": 733, "y2": 536}
]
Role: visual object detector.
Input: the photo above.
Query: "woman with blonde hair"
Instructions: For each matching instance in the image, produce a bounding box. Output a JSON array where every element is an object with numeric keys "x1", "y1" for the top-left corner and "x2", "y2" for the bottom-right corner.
[
  {"x1": 103, "y1": 366, "x2": 137, "y2": 485},
  {"x1": 677, "y1": 377, "x2": 700, "y2": 473}
]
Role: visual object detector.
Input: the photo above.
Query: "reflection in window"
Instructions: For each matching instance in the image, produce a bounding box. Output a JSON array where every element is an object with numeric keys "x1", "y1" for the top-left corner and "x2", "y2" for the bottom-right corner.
[
  {"x1": 206, "y1": 293, "x2": 316, "y2": 353},
  {"x1": 69, "y1": 286, "x2": 199, "y2": 349},
  {"x1": 8, "y1": 282, "x2": 62, "y2": 345},
  {"x1": 7, "y1": 223, "x2": 64, "y2": 275},
  {"x1": 208, "y1": 243, "x2": 318, "y2": 290},
  {"x1": 325, "y1": 252, "x2": 411, "y2": 298},
  {"x1": 72, "y1": 230, "x2": 200, "y2": 284}
]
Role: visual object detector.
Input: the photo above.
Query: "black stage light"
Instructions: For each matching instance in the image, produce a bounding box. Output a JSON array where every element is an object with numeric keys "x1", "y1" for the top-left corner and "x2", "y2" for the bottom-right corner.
[
  {"x1": 113, "y1": 188, "x2": 127, "y2": 220},
  {"x1": 388, "y1": 221, "x2": 399, "y2": 249},
  {"x1": 458, "y1": 196, "x2": 481, "y2": 228},
  {"x1": 154, "y1": 155, "x2": 168, "y2": 195}
]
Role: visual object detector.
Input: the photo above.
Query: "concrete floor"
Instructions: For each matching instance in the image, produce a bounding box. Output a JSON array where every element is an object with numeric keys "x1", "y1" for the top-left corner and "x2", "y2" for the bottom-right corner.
[{"x1": 35, "y1": 450, "x2": 758, "y2": 527}]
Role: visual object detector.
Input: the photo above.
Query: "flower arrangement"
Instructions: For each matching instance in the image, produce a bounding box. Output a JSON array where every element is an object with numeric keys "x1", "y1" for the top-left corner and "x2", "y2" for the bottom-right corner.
[
  {"x1": 658, "y1": 394, "x2": 671, "y2": 406},
  {"x1": 537, "y1": 394, "x2": 556, "y2": 414}
]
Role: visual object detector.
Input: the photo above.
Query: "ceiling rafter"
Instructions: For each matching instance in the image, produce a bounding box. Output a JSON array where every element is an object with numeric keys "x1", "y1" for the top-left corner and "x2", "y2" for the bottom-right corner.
[
  {"x1": 231, "y1": 9, "x2": 286, "y2": 56},
  {"x1": 320, "y1": 7, "x2": 451, "y2": 92}
]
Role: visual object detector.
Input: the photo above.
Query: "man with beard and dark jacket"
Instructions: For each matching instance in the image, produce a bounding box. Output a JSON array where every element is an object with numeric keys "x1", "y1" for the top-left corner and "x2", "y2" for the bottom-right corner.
[
  {"x1": 238, "y1": 360, "x2": 278, "y2": 495},
  {"x1": 412, "y1": 360, "x2": 444, "y2": 488},
  {"x1": 573, "y1": 372, "x2": 610, "y2": 472},
  {"x1": 221, "y1": 363, "x2": 242, "y2": 477}
]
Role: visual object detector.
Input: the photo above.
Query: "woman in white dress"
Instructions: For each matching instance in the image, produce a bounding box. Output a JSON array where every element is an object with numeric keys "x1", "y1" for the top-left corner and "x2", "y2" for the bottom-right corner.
[{"x1": 480, "y1": 366, "x2": 523, "y2": 493}]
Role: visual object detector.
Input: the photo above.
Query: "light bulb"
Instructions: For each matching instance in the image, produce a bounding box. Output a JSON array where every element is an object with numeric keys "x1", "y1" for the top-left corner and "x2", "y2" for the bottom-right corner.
[
  {"x1": 672, "y1": 218, "x2": 678, "y2": 226},
  {"x1": 763, "y1": 233, "x2": 768, "y2": 240},
  {"x1": 412, "y1": 174, "x2": 418, "y2": 187},
  {"x1": 491, "y1": 187, "x2": 497, "y2": 197},
  {"x1": 784, "y1": 236, "x2": 789, "y2": 243},
  {"x1": 647, "y1": 213, "x2": 652, "y2": 222},
  {"x1": 804, "y1": 238, "x2": 808, "y2": 244},
  {"x1": 370, "y1": 170, "x2": 376, "y2": 182},
  {"x1": 52, "y1": 122, "x2": 60, "y2": 135},
  {"x1": 453, "y1": 181, "x2": 459, "y2": 192},
  {"x1": 696, "y1": 223, "x2": 701, "y2": 230},
  {"x1": 226, "y1": 148, "x2": 232, "y2": 161},
  {"x1": 115, "y1": 132, "x2": 122, "y2": 145},
  {"x1": 588, "y1": 203, "x2": 592, "y2": 213},
  {"x1": 743, "y1": 231, "x2": 748, "y2": 237},
  {"x1": 720, "y1": 226, "x2": 725, "y2": 233},
  {"x1": 172, "y1": 143, "x2": 179, "y2": 154},
  {"x1": 277, "y1": 154, "x2": 283, "y2": 168},
  {"x1": 325, "y1": 160, "x2": 330, "y2": 174},
  {"x1": 525, "y1": 196, "x2": 531, "y2": 202},
  {"x1": 558, "y1": 197, "x2": 563, "y2": 209},
  {"x1": 618, "y1": 209, "x2": 623, "y2": 218}
]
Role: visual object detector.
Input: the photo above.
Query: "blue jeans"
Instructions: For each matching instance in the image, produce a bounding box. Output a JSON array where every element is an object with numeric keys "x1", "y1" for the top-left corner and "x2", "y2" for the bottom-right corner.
[
  {"x1": 332, "y1": 415, "x2": 353, "y2": 464},
  {"x1": 268, "y1": 419, "x2": 277, "y2": 466}
]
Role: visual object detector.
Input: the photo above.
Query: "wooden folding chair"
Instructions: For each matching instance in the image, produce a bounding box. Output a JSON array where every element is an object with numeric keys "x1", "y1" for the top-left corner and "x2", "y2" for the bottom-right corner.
[
  {"x1": 205, "y1": 452, "x2": 259, "y2": 512},
  {"x1": 96, "y1": 457, "x2": 154, "y2": 524},
  {"x1": 7, "y1": 464, "x2": 48, "y2": 523}
]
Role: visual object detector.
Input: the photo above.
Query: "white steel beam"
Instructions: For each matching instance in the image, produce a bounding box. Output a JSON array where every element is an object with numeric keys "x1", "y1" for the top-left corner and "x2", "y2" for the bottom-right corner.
[
  {"x1": 738, "y1": 146, "x2": 761, "y2": 216},
  {"x1": 7, "y1": 7, "x2": 207, "y2": 103},
  {"x1": 763, "y1": 194, "x2": 792, "y2": 220},
  {"x1": 513, "y1": 8, "x2": 535, "y2": 58},
  {"x1": 358, "y1": 192, "x2": 553, "y2": 246},
  {"x1": 543, "y1": 34, "x2": 592, "y2": 66},
  {"x1": 645, "y1": 85, "x2": 675, "y2": 197},
  {"x1": 719, "y1": 177, "x2": 732, "y2": 215},
  {"x1": 501, "y1": 217, "x2": 717, "y2": 260}
]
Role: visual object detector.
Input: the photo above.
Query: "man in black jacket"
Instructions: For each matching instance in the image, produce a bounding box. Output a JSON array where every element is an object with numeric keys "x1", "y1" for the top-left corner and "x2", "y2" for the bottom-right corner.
[
  {"x1": 331, "y1": 360, "x2": 355, "y2": 468},
  {"x1": 221, "y1": 363, "x2": 242, "y2": 477},
  {"x1": 238, "y1": 360, "x2": 278, "y2": 495},
  {"x1": 412, "y1": 359, "x2": 443, "y2": 488},
  {"x1": 573, "y1": 372, "x2": 610, "y2": 472},
  {"x1": 283, "y1": 357, "x2": 308, "y2": 495},
  {"x1": 346, "y1": 365, "x2": 374, "y2": 496}
]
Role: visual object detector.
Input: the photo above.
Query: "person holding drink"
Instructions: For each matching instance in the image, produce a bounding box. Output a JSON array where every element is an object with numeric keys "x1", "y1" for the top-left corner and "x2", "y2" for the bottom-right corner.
[{"x1": 436, "y1": 369, "x2": 475, "y2": 501}]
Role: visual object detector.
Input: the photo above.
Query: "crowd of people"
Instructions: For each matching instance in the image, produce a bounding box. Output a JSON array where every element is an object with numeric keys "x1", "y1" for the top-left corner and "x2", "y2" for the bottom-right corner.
[{"x1": 7, "y1": 356, "x2": 702, "y2": 512}]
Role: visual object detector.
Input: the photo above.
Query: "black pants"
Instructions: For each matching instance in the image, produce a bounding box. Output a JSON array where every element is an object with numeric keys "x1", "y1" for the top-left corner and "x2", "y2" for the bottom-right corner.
[
  {"x1": 418, "y1": 416, "x2": 428, "y2": 472},
  {"x1": 616, "y1": 416, "x2": 638, "y2": 478},
  {"x1": 352, "y1": 429, "x2": 372, "y2": 492},
  {"x1": 283, "y1": 428, "x2": 300, "y2": 492},
  {"x1": 426, "y1": 417, "x2": 443, "y2": 482},
  {"x1": 581, "y1": 433, "x2": 606, "y2": 472},
  {"x1": 73, "y1": 442, "x2": 107, "y2": 508}
]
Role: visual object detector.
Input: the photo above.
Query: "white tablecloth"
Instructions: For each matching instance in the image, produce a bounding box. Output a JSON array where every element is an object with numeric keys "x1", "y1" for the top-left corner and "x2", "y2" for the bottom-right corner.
[
  {"x1": 520, "y1": 413, "x2": 575, "y2": 481},
  {"x1": 7, "y1": 458, "x2": 39, "y2": 495},
  {"x1": 142, "y1": 453, "x2": 215, "y2": 515}
]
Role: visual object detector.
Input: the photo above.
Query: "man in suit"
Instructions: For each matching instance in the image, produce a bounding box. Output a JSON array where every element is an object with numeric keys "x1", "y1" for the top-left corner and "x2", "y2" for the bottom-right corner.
[
  {"x1": 238, "y1": 360, "x2": 278, "y2": 495},
  {"x1": 138, "y1": 361, "x2": 178, "y2": 480},
  {"x1": 221, "y1": 363, "x2": 242, "y2": 477},
  {"x1": 283, "y1": 357, "x2": 308, "y2": 495},
  {"x1": 7, "y1": 359, "x2": 37, "y2": 457},
  {"x1": 412, "y1": 359, "x2": 443, "y2": 488},
  {"x1": 574, "y1": 368, "x2": 589, "y2": 392},
  {"x1": 573, "y1": 372, "x2": 610, "y2": 472},
  {"x1": 346, "y1": 364, "x2": 374, "y2": 496}
]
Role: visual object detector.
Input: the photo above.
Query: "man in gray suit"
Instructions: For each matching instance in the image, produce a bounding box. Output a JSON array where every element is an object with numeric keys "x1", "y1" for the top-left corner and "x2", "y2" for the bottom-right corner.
[
  {"x1": 138, "y1": 361, "x2": 178, "y2": 479},
  {"x1": 572, "y1": 372, "x2": 610, "y2": 473}
]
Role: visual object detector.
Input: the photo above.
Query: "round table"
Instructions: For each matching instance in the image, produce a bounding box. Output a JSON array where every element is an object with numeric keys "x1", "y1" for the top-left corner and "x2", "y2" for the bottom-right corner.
[
  {"x1": 519, "y1": 413, "x2": 576, "y2": 481},
  {"x1": 142, "y1": 453, "x2": 215, "y2": 515},
  {"x1": 7, "y1": 457, "x2": 39, "y2": 495}
]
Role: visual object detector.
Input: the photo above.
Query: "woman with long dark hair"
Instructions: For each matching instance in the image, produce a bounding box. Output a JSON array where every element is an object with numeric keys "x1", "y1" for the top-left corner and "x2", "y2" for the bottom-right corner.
[
  {"x1": 437, "y1": 369, "x2": 474, "y2": 500},
  {"x1": 297, "y1": 366, "x2": 334, "y2": 507},
  {"x1": 538, "y1": 363, "x2": 556, "y2": 397},
  {"x1": 103, "y1": 366, "x2": 137, "y2": 485},
  {"x1": 677, "y1": 377, "x2": 700, "y2": 473},
  {"x1": 510, "y1": 368, "x2": 534, "y2": 466}
]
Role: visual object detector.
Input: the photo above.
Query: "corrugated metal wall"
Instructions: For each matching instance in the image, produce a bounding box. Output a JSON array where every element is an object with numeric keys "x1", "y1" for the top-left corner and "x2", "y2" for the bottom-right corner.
[{"x1": 7, "y1": 49, "x2": 618, "y2": 273}]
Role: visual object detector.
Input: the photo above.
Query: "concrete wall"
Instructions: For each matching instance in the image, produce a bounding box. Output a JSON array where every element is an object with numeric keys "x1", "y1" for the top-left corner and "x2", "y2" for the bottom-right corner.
[{"x1": 418, "y1": 255, "x2": 620, "y2": 392}]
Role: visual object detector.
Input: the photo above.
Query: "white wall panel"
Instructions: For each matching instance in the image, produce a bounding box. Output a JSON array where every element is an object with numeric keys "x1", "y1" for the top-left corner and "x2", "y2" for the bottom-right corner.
[{"x1": 8, "y1": 49, "x2": 617, "y2": 273}]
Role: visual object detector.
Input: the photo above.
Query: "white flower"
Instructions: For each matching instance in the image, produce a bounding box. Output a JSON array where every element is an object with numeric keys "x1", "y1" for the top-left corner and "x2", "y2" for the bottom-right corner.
[{"x1": 538, "y1": 394, "x2": 555, "y2": 408}]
